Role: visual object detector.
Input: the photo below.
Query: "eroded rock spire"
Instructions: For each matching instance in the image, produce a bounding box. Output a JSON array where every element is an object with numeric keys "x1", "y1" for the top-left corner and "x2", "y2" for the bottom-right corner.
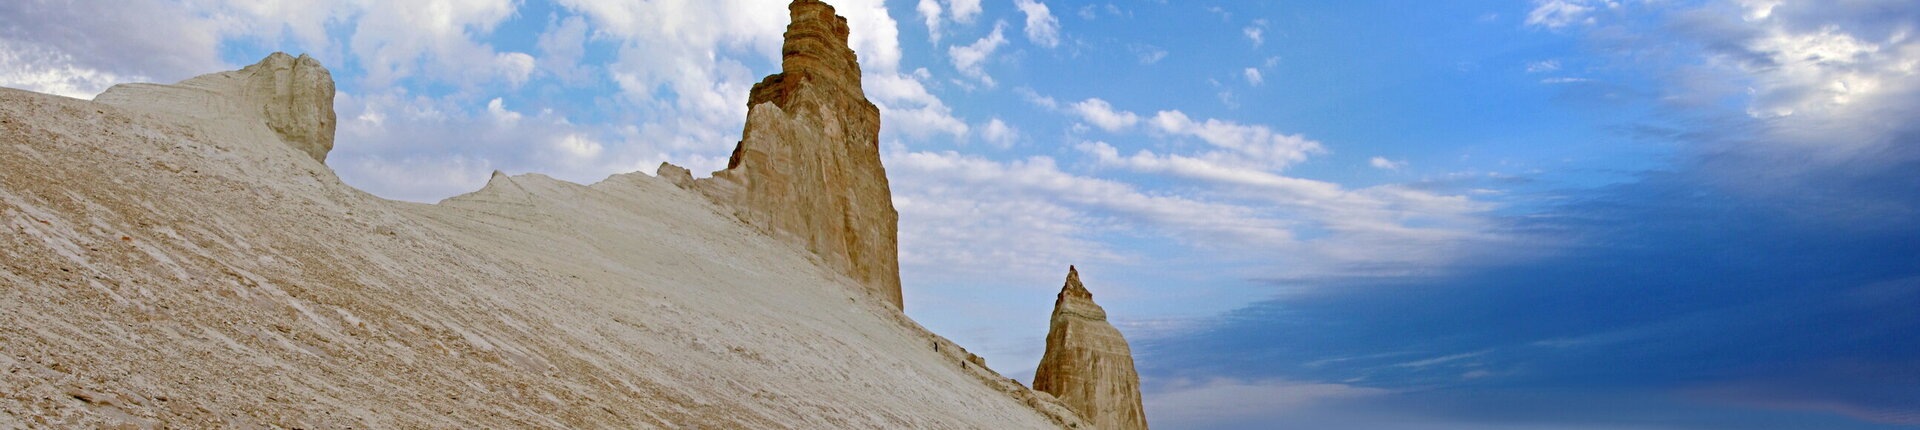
[
  {"x1": 663, "y1": 0, "x2": 901, "y2": 309},
  {"x1": 1033, "y1": 266, "x2": 1149, "y2": 430}
]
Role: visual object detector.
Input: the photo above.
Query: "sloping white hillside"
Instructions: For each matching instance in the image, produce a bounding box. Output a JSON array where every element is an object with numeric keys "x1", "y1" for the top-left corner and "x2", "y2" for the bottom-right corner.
[{"x1": 0, "y1": 66, "x2": 1079, "y2": 427}]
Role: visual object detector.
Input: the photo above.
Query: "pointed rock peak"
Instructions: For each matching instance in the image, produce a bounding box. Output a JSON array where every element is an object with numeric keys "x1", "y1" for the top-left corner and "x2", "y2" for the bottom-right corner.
[
  {"x1": 1061, "y1": 265, "x2": 1092, "y2": 300},
  {"x1": 1034, "y1": 267, "x2": 1149, "y2": 430}
]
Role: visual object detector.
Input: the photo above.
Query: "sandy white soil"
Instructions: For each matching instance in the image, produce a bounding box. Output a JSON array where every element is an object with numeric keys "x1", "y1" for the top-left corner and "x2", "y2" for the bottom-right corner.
[{"x1": 0, "y1": 87, "x2": 1072, "y2": 429}]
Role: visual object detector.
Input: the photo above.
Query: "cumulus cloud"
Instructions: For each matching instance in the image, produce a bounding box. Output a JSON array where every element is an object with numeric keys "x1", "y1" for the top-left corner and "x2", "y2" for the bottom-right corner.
[
  {"x1": 947, "y1": 0, "x2": 983, "y2": 23},
  {"x1": 916, "y1": 0, "x2": 946, "y2": 43},
  {"x1": 0, "y1": 40, "x2": 139, "y2": 99},
  {"x1": 980, "y1": 118, "x2": 1019, "y2": 148},
  {"x1": 1370, "y1": 157, "x2": 1406, "y2": 170},
  {"x1": 867, "y1": 68, "x2": 970, "y2": 139},
  {"x1": 1244, "y1": 67, "x2": 1264, "y2": 86},
  {"x1": 349, "y1": 0, "x2": 533, "y2": 87},
  {"x1": 1562, "y1": 0, "x2": 1920, "y2": 177},
  {"x1": 0, "y1": 0, "x2": 226, "y2": 97},
  {"x1": 949, "y1": 22, "x2": 1009, "y2": 87},
  {"x1": 1014, "y1": 0, "x2": 1062, "y2": 48},
  {"x1": 1068, "y1": 98, "x2": 1142, "y2": 132},
  {"x1": 536, "y1": 15, "x2": 594, "y2": 84},
  {"x1": 917, "y1": 0, "x2": 983, "y2": 44}
]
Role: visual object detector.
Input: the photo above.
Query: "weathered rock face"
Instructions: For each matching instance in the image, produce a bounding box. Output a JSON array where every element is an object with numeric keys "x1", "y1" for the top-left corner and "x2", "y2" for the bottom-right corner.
[
  {"x1": 95, "y1": 52, "x2": 336, "y2": 162},
  {"x1": 1034, "y1": 266, "x2": 1149, "y2": 430},
  {"x1": 664, "y1": 0, "x2": 901, "y2": 309}
]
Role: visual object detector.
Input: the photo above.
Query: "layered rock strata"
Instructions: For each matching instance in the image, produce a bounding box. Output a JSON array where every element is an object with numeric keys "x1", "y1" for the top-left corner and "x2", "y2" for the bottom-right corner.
[
  {"x1": 1033, "y1": 266, "x2": 1150, "y2": 430},
  {"x1": 662, "y1": 0, "x2": 901, "y2": 309},
  {"x1": 95, "y1": 52, "x2": 336, "y2": 162}
]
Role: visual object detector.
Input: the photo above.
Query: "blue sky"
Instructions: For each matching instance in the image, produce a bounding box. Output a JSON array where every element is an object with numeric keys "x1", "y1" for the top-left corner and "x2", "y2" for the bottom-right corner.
[{"x1": 4, "y1": 0, "x2": 1917, "y2": 428}]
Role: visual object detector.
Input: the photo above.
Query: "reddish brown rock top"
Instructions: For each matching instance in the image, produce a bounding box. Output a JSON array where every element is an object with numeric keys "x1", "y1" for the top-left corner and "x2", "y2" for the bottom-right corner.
[{"x1": 1034, "y1": 266, "x2": 1149, "y2": 430}]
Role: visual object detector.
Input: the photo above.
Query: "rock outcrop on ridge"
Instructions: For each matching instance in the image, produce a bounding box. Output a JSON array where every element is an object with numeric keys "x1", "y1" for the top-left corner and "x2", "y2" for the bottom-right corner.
[
  {"x1": 0, "y1": 11, "x2": 1093, "y2": 429},
  {"x1": 662, "y1": 0, "x2": 901, "y2": 309},
  {"x1": 1033, "y1": 266, "x2": 1150, "y2": 430},
  {"x1": 94, "y1": 52, "x2": 336, "y2": 162}
]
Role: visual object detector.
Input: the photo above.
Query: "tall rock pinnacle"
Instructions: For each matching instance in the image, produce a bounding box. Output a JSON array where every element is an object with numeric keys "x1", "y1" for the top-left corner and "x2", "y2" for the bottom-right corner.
[
  {"x1": 665, "y1": 0, "x2": 901, "y2": 309},
  {"x1": 1033, "y1": 266, "x2": 1149, "y2": 430}
]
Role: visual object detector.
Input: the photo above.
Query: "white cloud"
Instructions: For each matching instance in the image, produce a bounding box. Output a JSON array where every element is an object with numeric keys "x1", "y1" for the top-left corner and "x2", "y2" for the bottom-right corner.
[
  {"x1": 1016, "y1": 87, "x2": 1061, "y2": 109},
  {"x1": 485, "y1": 98, "x2": 522, "y2": 123},
  {"x1": 949, "y1": 22, "x2": 1009, "y2": 87},
  {"x1": 1014, "y1": 0, "x2": 1062, "y2": 48},
  {"x1": 1562, "y1": 0, "x2": 1920, "y2": 170},
  {"x1": 1009, "y1": 89, "x2": 1504, "y2": 278},
  {"x1": 1057, "y1": 97, "x2": 1325, "y2": 171},
  {"x1": 1244, "y1": 67, "x2": 1264, "y2": 86},
  {"x1": 552, "y1": 133, "x2": 606, "y2": 159},
  {"x1": 1370, "y1": 157, "x2": 1406, "y2": 170},
  {"x1": 1068, "y1": 98, "x2": 1142, "y2": 132},
  {"x1": 1243, "y1": 19, "x2": 1268, "y2": 47},
  {"x1": 1526, "y1": 59, "x2": 1561, "y2": 73},
  {"x1": 918, "y1": 0, "x2": 983, "y2": 44},
  {"x1": 1149, "y1": 110, "x2": 1324, "y2": 170},
  {"x1": 0, "y1": 0, "x2": 226, "y2": 97},
  {"x1": 1526, "y1": 0, "x2": 1617, "y2": 29},
  {"x1": 980, "y1": 118, "x2": 1018, "y2": 148},
  {"x1": 347, "y1": 0, "x2": 532, "y2": 87},
  {"x1": 947, "y1": 0, "x2": 983, "y2": 23},
  {"x1": 867, "y1": 68, "x2": 970, "y2": 139},
  {"x1": 536, "y1": 15, "x2": 593, "y2": 84},
  {"x1": 917, "y1": 0, "x2": 946, "y2": 43},
  {"x1": 0, "y1": 40, "x2": 139, "y2": 99},
  {"x1": 889, "y1": 151, "x2": 1300, "y2": 257},
  {"x1": 1079, "y1": 142, "x2": 1343, "y2": 200}
]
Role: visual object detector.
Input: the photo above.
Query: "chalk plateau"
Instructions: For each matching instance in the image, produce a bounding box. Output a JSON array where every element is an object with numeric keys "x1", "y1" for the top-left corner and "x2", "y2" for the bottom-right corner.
[
  {"x1": 1034, "y1": 266, "x2": 1151, "y2": 430},
  {"x1": 0, "y1": 1, "x2": 1099, "y2": 428}
]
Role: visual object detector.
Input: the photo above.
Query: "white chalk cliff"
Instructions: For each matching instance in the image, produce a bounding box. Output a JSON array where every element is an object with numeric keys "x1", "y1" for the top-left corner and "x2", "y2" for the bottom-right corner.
[{"x1": 0, "y1": 2, "x2": 1098, "y2": 428}]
